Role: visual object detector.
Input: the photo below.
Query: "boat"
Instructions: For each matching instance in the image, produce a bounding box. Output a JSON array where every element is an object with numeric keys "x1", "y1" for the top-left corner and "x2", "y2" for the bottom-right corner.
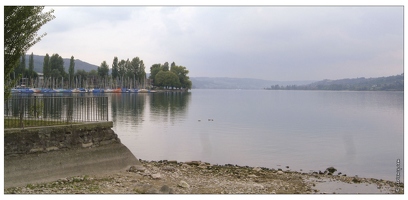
[
  {"x1": 128, "y1": 88, "x2": 138, "y2": 93},
  {"x1": 41, "y1": 88, "x2": 56, "y2": 93},
  {"x1": 91, "y1": 88, "x2": 104, "y2": 93},
  {"x1": 31, "y1": 88, "x2": 42, "y2": 93},
  {"x1": 55, "y1": 88, "x2": 72, "y2": 93},
  {"x1": 71, "y1": 88, "x2": 87, "y2": 93},
  {"x1": 104, "y1": 88, "x2": 114, "y2": 93},
  {"x1": 138, "y1": 89, "x2": 149, "y2": 93},
  {"x1": 13, "y1": 85, "x2": 34, "y2": 93},
  {"x1": 113, "y1": 88, "x2": 122, "y2": 93}
]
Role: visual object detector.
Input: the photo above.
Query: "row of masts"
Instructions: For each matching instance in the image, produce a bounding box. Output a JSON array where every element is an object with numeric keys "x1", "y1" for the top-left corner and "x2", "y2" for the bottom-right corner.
[{"x1": 16, "y1": 75, "x2": 148, "y2": 89}]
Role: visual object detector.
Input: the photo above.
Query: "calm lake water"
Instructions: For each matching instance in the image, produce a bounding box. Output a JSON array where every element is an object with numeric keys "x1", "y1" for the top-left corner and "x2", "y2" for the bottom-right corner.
[
  {"x1": 104, "y1": 89, "x2": 404, "y2": 182},
  {"x1": 19, "y1": 89, "x2": 402, "y2": 181}
]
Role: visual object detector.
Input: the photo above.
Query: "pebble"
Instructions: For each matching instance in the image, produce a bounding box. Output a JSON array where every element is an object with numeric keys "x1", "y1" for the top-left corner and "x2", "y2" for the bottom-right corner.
[
  {"x1": 253, "y1": 167, "x2": 262, "y2": 172},
  {"x1": 151, "y1": 173, "x2": 162, "y2": 179},
  {"x1": 128, "y1": 165, "x2": 146, "y2": 173},
  {"x1": 159, "y1": 185, "x2": 173, "y2": 194},
  {"x1": 178, "y1": 180, "x2": 190, "y2": 188},
  {"x1": 248, "y1": 174, "x2": 257, "y2": 178}
]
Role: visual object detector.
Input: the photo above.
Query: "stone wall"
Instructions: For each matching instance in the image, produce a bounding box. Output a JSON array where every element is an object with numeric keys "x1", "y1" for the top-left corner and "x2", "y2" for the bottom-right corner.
[
  {"x1": 4, "y1": 122, "x2": 120, "y2": 156},
  {"x1": 4, "y1": 121, "x2": 142, "y2": 188}
]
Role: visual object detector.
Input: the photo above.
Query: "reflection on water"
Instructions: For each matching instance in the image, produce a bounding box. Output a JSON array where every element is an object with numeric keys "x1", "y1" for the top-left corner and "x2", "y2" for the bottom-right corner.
[
  {"x1": 108, "y1": 92, "x2": 191, "y2": 127},
  {"x1": 149, "y1": 92, "x2": 191, "y2": 123},
  {"x1": 34, "y1": 90, "x2": 402, "y2": 182},
  {"x1": 110, "y1": 93, "x2": 146, "y2": 126},
  {"x1": 114, "y1": 90, "x2": 403, "y2": 182}
]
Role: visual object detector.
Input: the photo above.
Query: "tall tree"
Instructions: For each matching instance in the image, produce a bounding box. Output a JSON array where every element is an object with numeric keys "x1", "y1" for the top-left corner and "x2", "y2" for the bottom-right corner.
[
  {"x1": 28, "y1": 52, "x2": 37, "y2": 86},
  {"x1": 4, "y1": 6, "x2": 55, "y2": 99},
  {"x1": 149, "y1": 63, "x2": 162, "y2": 85},
  {"x1": 68, "y1": 56, "x2": 75, "y2": 88},
  {"x1": 49, "y1": 53, "x2": 65, "y2": 79},
  {"x1": 42, "y1": 53, "x2": 50, "y2": 77},
  {"x1": 162, "y1": 62, "x2": 169, "y2": 71},
  {"x1": 138, "y1": 60, "x2": 146, "y2": 86},
  {"x1": 118, "y1": 59, "x2": 126, "y2": 87},
  {"x1": 28, "y1": 53, "x2": 34, "y2": 77},
  {"x1": 112, "y1": 56, "x2": 119, "y2": 80},
  {"x1": 14, "y1": 54, "x2": 26, "y2": 80},
  {"x1": 98, "y1": 61, "x2": 109, "y2": 79},
  {"x1": 129, "y1": 57, "x2": 141, "y2": 78},
  {"x1": 124, "y1": 59, "x2": 131, "y2": 87},
  {"x1": 74, "y1": 69, "x2": 88, "y2": 88}
]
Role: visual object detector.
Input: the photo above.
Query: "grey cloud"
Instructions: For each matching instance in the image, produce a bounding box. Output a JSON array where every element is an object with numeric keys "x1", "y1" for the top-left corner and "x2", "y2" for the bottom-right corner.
[{"x1": 30, "y1": 6, "x2": 403, "y2": 81}]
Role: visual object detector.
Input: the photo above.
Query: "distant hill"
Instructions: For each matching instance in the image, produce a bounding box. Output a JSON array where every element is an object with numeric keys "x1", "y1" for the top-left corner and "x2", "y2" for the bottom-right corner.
[
  {"x1": 25, "y1": 54, "x2": 99, "y2": 73},
  {"x1": 190, "y1": 77, "x2": 315, "y2": 89},
  {"x1": 266, "y1": 74, "x2": 404, "y2": 91}
]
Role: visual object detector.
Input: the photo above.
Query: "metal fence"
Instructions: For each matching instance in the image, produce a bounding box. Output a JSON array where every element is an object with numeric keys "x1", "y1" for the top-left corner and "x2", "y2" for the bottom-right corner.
[{"x1": 4, "y1": 96, "x2": 109, "y2": 128}]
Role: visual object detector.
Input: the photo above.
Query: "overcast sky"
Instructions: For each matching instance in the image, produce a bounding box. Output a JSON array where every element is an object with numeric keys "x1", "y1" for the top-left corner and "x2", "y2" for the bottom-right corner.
[{"x1": 25, "y1": 5, "x2": 403, "y2": 81}]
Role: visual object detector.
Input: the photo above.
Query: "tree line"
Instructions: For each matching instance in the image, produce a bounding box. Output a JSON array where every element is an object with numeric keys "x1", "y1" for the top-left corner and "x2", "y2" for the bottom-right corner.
[{"x1": 12, "y1": 53, "x2": 192, "y2": 90}]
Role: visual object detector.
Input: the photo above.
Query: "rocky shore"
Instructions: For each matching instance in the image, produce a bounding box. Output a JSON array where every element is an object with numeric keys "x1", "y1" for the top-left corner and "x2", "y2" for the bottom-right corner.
[{"x1": 4, "y1": 160, "x2": 404, "y2": 194}]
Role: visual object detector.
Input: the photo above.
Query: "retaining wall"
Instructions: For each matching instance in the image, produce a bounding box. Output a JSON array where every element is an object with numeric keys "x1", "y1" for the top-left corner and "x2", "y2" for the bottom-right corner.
[
  {"x1": 4, "y1": 122, "x2": 119, "y2": 156},
  {"x1": 4, "y1": 122, "x2": 141, "y2": 188}
]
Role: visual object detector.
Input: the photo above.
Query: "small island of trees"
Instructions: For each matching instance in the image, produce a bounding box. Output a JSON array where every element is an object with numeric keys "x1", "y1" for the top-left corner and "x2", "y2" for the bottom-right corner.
[{"x1": 150, "y1": 62, "x2": 192, "y2": 90}]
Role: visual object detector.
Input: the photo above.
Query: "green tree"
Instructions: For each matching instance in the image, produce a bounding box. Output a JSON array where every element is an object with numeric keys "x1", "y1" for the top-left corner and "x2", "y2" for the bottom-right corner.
[
  {"x1": 170, "y1": 65, "x2": 192, "y2": 89},
  {"x1": 28, "y1": 53, "x2": 34, "y2": 78},
  {"x1": 112, "y1": 56, "x2": 119, "y2": 80},
  {"x1": 149, "y1": 63, "x2": 162, "y2": 85},
  {"x1": 129, "y1": 57, "x2": 141, "y2": 78},
  {"x1": 98, "y1": 61, "x2": 109, "y2": 78},
  {"x1": 28, "y1": 52, "x2": 37, "y2": 86},
  {"x1": 162, "y1": 62, "x2": 169, "y2": 71},
  {"x1": 155, "y1": 71, "x2": 180, "y2": 89},
  {"x1": 128, "y1": 56, "x2": 146, "y2": 86},
  {"x1": 88, "y1": 69, "x2": 98, "y2": 88},
  {"x1": 68, "y1": 56, "x2": 75, "y2": 88},
  {"x1": 118, "y1": 59, "x2": 126, "y2": 87},
  {"x1": 137, "y1": 60, "x2": 146, "y2": 86},
  {"x1": 49, "y1": 53, "x2": 66, "y2": 79},
  {"x1": 4, "y1": 6, "x2": 55, "y2": 99},
  {"x1": 43, "y1": 53, "x2": 50, "y2": 77},
  {"x1": 74, "y1": 69, "x2": 88, "y2": 88},
  {"x1": 14, "y1": 54, "x2": 26, "y2": 81}
]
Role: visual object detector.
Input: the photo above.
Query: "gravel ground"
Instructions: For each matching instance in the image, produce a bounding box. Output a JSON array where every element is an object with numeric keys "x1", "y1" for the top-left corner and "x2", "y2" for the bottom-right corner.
[{"x1": 4, "y1": 160, "x2": 404, "y2": 194}]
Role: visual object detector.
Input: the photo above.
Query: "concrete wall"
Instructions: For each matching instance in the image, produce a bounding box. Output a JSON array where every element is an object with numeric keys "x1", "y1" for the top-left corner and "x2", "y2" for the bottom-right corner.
[
  {"x1": 4, "y1": 122, "x2": 141, "y2": 188},
  {"x1": 4, "y1": 122, "x2": 119, "y2": 156}
]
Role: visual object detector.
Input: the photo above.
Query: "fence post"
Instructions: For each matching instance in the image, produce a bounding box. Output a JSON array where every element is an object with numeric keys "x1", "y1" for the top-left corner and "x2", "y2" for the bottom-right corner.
[
  {"x1": 106, "y1": 96, "x2": 108, "y2": 121},
  {"x1": 34, "y1": 96, "x2": 37, "y2": 118},
  {"x1": 19, "y1": 97, "x2": 24, "y2": 129}
]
